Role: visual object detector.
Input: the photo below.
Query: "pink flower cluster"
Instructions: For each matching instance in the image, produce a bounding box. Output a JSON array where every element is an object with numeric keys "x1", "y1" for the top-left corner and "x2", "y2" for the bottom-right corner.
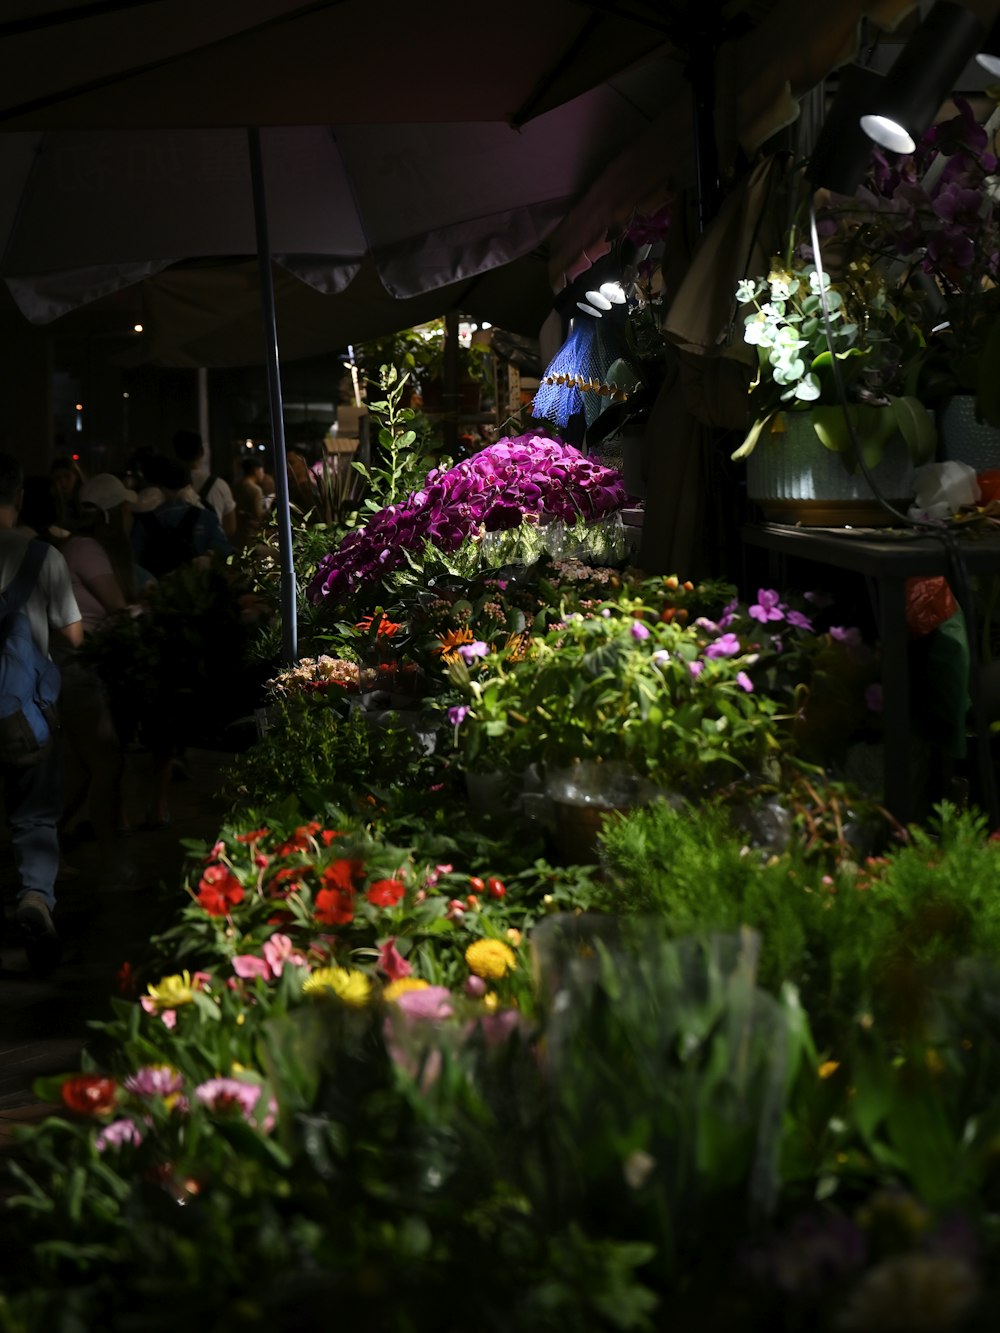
[{"x1": 307, "y1": 434, "x2": 627, "y2": 606}]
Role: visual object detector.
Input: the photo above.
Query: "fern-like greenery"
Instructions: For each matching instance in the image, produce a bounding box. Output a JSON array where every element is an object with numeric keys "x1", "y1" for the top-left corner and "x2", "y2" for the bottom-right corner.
[{"x1": 598, "y1": 797, "x2": 1000, "y2": 1042}]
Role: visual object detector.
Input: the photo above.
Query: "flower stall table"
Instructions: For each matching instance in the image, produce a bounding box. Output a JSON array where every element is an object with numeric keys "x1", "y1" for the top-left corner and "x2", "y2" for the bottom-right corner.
[{"x1": 742, "y1": 523, "x2": 1000, "y2": 828}]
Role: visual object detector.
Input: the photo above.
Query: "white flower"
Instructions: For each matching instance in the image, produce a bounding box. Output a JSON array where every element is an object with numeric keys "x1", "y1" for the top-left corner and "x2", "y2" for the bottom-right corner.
[
  {"x1": 808, "y1": 267, "x2": 832, "y2": 295},
  {"x1": 743, "y1": 316, "x2": 772, "y2": 347},
  {"x1": 793, "y1": 374, "x2": 822, "y2": 401},
  {"x1": 735, "y1": 278, "x2": 759, "y2": 304},
  {"x1": 768, "y1": 275, "x2": 792, "y2": 301}
]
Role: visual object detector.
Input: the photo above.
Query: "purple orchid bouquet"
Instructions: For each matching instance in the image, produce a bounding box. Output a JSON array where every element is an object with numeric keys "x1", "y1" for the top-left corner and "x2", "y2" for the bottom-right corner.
[
  {"x1": 307, "y1": 433, "x2": 628, "y2": 608},
  {"x1": 821, "y1": 97, "x2": 1000, "y2": 422}
]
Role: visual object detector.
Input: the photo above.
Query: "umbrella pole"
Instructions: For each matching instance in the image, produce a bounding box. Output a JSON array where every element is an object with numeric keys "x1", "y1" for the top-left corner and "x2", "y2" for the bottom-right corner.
[{"x1": 248, "y1": 126, "x2": 298, "y2": 665}]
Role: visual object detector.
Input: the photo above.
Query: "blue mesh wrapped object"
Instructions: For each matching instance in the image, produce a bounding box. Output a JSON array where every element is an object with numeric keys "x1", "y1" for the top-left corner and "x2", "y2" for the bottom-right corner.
[{"x1": 533, "y1": 316, "x2": 629, "y2": 429}]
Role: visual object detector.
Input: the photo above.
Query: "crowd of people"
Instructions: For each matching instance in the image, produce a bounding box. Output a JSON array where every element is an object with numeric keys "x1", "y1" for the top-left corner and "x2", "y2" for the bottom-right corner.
[{"x1": 1, "y1": 431, "x2": 286, "y2": 973}]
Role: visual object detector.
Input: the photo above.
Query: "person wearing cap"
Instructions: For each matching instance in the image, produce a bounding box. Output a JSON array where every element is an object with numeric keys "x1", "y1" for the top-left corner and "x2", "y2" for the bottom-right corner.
[
  {"x1": 59, "y1": 473, "x2": 140, "y2": 865},
  {"x1": 62, "y1": 474, "x2": 139, "y2": 634}
]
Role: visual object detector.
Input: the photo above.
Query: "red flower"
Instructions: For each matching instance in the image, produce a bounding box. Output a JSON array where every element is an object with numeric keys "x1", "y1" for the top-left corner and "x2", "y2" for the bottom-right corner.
[
  {"x1": 321, "y1": 858, "x2": 364, "y2": 893},
  {"x1": 197, "y1": 864, "x2": 245, "y2": 916},
  {"x1": 319, "y1": 829, "x2": 343, "y2": 846},
  {"x1": 269, "y1": 865, "x2": 309, "y2": 891},
  {"x1": 487, "y1": 877, "x2": 507, "y2": 900},
  {"x1": 366, "y1": 878, "x2": 406, "y2": 908},
  {"x1": 236, "y1": 827, "x2": 270, "y2": 844},
  {"x1": 274, "y1": 822, "x2": 321, "y2": 857},
  {"x1": 117, "y1": 960, "x2": 138, "y2": 998},
  {"x1": 61, "y1": 1074, "x2": 118, "y2": 1117},
  {"x1": 314, "y1": 886, "x2": 354, "y2": 926}
]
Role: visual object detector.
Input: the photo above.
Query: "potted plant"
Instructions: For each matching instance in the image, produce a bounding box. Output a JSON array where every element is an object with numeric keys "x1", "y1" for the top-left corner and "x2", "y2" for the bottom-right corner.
[
  {"x1": 418, "y1": 321, "x2": 494, "y2": 414},
  {"x1": 356, "y1": 319, "x2": 494, "y2": 413},
  {"x1": 824, "y1": 97, "x2": 1000, "y2": 471},
  {"x1": 354, "y1": 322, "x2": 442, "y2": 403},
  {"x1": 731, "y1": 241, "x2": 936, "y2": 525},
  {"x1": 444, "y1": 586, "x2": 788, "y2": 851}
]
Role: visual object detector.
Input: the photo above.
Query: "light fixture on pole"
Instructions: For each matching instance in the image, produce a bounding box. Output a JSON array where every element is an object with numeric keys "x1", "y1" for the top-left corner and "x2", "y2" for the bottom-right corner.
[
  {"x1": 859, "y1": 1, "x2": 985, "y2": 156},
  {"x1": 806, "y1": 63, "x2": 885, "y2": 194}
]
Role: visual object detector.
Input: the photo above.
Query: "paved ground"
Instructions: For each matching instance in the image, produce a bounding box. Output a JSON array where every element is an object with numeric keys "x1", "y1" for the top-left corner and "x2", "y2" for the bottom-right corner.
[{"x1": 0, "y1": 745, "x2": 233, "y2": 1149}]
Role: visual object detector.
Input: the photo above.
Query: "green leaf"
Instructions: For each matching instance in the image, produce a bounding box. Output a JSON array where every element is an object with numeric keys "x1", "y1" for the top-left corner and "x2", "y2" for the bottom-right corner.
[
  {"x1": 732, "y1": 411, "x2": 775, "y2": 461},
  {"x1": 886, "y1": 394, "x2": 937, "y2": 464},
  {"x1": 811, "y1": 403, "x2": 896, "y2": 465}
]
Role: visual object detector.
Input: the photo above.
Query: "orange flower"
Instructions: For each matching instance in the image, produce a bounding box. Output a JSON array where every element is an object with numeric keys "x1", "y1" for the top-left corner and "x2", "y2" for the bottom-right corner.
[
  {"x1": 504, "y1": 630, "x2": 531, "y2": 661},
  {"x1": 434, "y1": 627, "x2": 474, "y2": 659},
  {"x1": 356, "y1": 612, "x2": 401, "y2": 637}
]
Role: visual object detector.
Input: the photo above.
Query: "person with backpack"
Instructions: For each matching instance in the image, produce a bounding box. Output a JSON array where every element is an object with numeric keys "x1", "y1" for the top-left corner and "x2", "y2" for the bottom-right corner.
[
  {"x1": 172, "y1": 428, "x2": 237, "y2": 542},
  {"x1": 0, "y1": 452, "x2": 82, "y2": 972},
  {"x1": 130, "y1": 456, "x2": 234, "y2": 578}
]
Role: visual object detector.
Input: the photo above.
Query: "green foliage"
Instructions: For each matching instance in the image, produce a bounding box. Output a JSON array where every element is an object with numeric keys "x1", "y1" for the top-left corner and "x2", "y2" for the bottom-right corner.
[
  {"x1": 353, "y1": 364, "x2": 442, "y2": 512},
  {"x1": 598, "y1": 797, "x2": 1000, "y2": 1045},
  {"x1": 242, "y1": 514, "x2": 348, "y2": 664},
  {"x1": 449, "y1": 597, "x2": 783, "y2": 791},
  {"x1": 220, "y1": 693, "x2": 432, "y2": 818},
  {"x1": 356, "y1": 319, "x2": 493, "y2": 390}
]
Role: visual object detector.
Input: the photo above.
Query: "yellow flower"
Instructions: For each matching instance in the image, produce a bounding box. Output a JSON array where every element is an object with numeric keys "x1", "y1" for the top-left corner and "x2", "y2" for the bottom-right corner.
[
  {"x1": 483, "y1": 992, "x2": 499, "y2": 1012},
  {"x1": 302, "y1": 966, "x2": 372, "y2": 1006},
  {"x1": 503, "y1": 630, "x2": 531, "y2": 661},
  {"x1": 818, "y1": 1060, "x2": 840, "y2": 1079},
  {"x1": 505, "y1": 928, "x2": 522, "y2": 947},
  {"x1": 465, "y1": 938, "x2": 517, "y2": 980},
  {"x1": 146, "y1": 971, "x2": 195, "y2": 1009},
  {"x1": 384, "y1": 978, "x2": 429, "y2": 1002}
]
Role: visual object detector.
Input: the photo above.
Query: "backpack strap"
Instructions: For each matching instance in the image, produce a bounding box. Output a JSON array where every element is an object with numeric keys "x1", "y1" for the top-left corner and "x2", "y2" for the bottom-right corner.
[
  {"x1": 180, "y1": 503, "x2": 202, "y2": 541},
  {"x1": 198, "y1": 474, "x2": 219, "y2": 505},
  {"x1": 0, "y1": 540, "x2": 47, "y2": 618}
]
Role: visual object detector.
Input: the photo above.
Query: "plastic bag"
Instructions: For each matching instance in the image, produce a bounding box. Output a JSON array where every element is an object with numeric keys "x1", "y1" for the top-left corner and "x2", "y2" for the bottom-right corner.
[{"x1": 907, "y1": 460, "x2": 980, "y2": 520}]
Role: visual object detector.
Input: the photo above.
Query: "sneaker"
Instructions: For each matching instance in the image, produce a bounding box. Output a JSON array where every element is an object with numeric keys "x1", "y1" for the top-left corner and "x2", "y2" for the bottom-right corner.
[{"x1": 14, "y1": 891, "x2": 61, "y2": 973}]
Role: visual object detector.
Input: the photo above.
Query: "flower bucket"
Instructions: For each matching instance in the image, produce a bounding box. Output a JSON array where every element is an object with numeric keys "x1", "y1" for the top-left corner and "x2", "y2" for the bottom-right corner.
[
  {"x1": 544, "y1": 760, "x2": 663, "y2": 865},
  {"x1": 937, "y1": 394, "x2": 1000, "y2": 472},
  {"x1": 746, "y1": 411, "x2": 915, "y2": 526}
]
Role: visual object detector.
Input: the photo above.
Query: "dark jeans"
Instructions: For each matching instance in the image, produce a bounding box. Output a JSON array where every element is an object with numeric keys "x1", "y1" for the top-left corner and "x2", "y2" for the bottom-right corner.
[{"x1": 4, "y1": 739, "x2": 62, "y2": 911}]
